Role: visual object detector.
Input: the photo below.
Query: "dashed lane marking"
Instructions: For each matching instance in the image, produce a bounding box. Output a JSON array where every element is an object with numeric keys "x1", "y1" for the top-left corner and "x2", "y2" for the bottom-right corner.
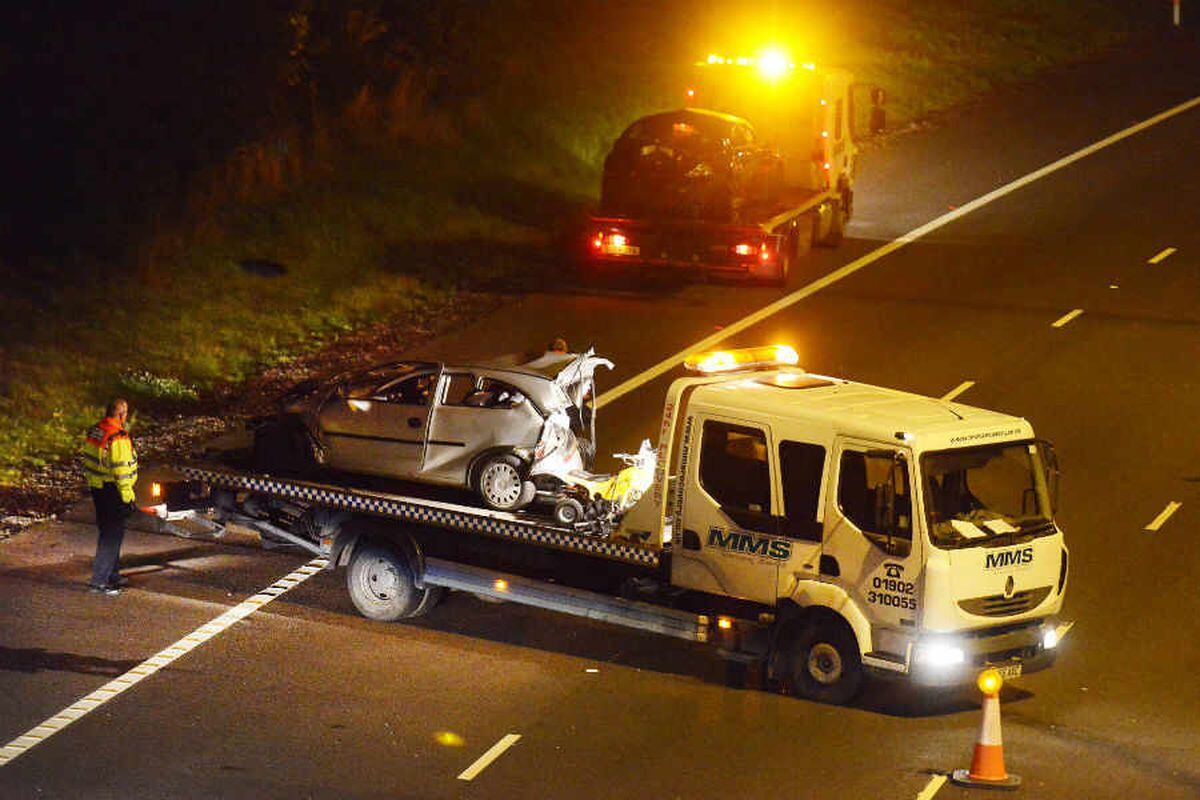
[
  {"x1": 1051, "y1": 309, "x2": 1084, "y2": 328},
  {"x1": 1145, "y1": 501, "x2": 1182, "y2": 532},
  {"x1": 0, "y1": 557, "x2": 328, "y2": 768},
  {"x1": 1147, "y1": 247, "x2": 1177, "y2": 264},
  {"x1": 941, "y1": 381, "x2": 975, "y2": 402},
  {"x1": 457, "y1": 733, "x2": 522, "y2": 781},
  {"x1": 915, "y1": 774, "x2": 948, "y2": 800},
  {"x1": 596, "y1": 94, "x2": 1200, "y2": 410}
]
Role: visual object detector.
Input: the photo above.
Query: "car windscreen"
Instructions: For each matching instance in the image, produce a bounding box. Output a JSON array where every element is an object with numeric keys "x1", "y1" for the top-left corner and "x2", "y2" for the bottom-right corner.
[
  {"x1": 921, "y1": 441, "x2": 1054, "y2": 549},
  {"x1": 615, "y1": 113, "x2": 735, "y2": 159}
]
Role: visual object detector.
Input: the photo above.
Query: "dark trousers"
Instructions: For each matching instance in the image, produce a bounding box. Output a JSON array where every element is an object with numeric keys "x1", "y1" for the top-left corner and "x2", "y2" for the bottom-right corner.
[{"x1": 90, "y1": 483, "x2": 127, "y2": 587}]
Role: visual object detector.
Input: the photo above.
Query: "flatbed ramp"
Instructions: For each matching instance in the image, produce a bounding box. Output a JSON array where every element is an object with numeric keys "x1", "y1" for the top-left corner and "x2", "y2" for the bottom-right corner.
[{"x1": 175, "y1": 464, "x2": 661, "y2": 568}]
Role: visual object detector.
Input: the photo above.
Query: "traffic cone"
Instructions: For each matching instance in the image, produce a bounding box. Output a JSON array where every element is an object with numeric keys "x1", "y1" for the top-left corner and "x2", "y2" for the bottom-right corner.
[{"x1": 951, "y1": 668, "x2": 1021, "y2": 790}]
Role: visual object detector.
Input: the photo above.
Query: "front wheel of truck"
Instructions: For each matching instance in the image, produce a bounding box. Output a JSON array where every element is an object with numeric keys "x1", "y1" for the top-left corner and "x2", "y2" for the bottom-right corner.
[
  {"x1": 347, "y1": 541, "x2": 443, "y2": 622},
  {"x1": 788, "y1": 620, "x2": 863, "y2": 705}
]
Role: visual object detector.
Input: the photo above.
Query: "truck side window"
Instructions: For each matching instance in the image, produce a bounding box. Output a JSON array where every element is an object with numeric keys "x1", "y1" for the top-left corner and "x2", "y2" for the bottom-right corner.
[
  {"x1": 700, "y1": 421, "x2": 772, "y2": 519},
  {"x1": 780, "y1": 441, "x2": 826, "y2": 541},
  {"x1": 837, "y1": 450, "x2": 912, "y2": 544}
]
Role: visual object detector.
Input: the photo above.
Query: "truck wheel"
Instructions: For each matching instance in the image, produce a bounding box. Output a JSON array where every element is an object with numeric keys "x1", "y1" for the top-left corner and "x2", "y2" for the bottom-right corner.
[
  {"x1": 817, "y1": 198, "x2": 846, "y2": 248},
  {"x1": 347, "y1": 542, "x2": 442, "y2": 621},
  {"x1": 475, "y1": 454, "x2": 530, "y2": 511},
  {"x1": 788, "y1": 621, "x2": 863, "y2": 705}
]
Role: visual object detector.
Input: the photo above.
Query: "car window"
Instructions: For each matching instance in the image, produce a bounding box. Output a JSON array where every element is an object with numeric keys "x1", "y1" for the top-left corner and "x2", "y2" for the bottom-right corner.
[
  {"x1": 441, "y1": 373, "x2": 477, "y2": 406},
  {"x1": 374, "y1": 372, "x2": 436, "y2": 406},
  {"x1": 459, "y1": 378, "x2": 526, "y2": 409}
]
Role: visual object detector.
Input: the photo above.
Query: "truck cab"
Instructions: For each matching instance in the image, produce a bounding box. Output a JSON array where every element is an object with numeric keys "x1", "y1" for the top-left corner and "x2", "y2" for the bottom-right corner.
[{"x1": 623, "y1": 346, "x2": 1067, "y2": 702}]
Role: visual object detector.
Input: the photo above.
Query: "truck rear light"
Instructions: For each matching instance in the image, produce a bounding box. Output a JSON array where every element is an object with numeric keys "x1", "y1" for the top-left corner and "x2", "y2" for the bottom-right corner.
[
  {"x1": 593, "y1": 231, "x2": 640, "y2": 257},
  {"x1": 760, "y1": 242, "x2": 773, "y2": 262}
]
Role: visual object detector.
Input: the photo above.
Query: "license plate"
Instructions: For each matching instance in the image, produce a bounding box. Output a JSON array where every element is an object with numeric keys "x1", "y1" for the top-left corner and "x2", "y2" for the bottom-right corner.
[
  {"x1": 601, "y1": 244, "x2": 640, "y2": 256},
  {"x1": 993, "y1": 663, "x2": 1023, "y2": 680}
]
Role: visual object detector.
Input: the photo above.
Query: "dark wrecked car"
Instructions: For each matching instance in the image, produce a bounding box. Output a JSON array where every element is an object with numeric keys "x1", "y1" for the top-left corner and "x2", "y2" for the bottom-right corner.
[
  {"x1": 599, "y1": 108, "x2": 784, "y2": 223},
  {"x1": 252, "y1": 352, "x2": 612, "y2": 511}
]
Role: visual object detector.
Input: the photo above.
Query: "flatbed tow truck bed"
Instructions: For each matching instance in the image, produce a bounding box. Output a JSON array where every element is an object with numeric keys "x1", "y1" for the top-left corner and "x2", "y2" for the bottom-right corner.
[{"x1": 151, "y1": 464, "x2": 733, "y2": 647}]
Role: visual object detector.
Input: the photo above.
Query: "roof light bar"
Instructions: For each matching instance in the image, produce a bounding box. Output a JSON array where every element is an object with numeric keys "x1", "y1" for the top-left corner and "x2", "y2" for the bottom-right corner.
[{"x1": 684, "y1": 345, "x2": 800, "y2": 374}]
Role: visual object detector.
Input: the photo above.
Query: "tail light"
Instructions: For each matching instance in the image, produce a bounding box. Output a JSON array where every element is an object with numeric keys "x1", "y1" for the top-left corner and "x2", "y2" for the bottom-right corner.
[
  {"x1": 592, "y1": 230, "x2": 639, "y2": 256},
  {"x1": 734, "y1": 243, "x2": 755, "y2": 256},
  {"x1": 760, "y1": 241, "x2": 775, "y2": 262}
]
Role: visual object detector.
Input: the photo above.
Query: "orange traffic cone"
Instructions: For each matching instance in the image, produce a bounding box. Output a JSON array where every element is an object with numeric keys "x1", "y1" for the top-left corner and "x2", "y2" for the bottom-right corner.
[{"x1": 951, "y1": 668, "x2": 1021, "y2": 790}]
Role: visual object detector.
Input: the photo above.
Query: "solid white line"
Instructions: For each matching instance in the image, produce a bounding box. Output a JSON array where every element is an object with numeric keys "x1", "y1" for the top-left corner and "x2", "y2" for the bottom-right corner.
[
  {"x1": 1051, "y1": 309, "x2": 1084, "y2": 328},
  {"x1": 457, "y1": 733, "x2": 522, "y2": 781},
  {"x1": 941, "y1": 381, "x2": 975, "y2": 402},
  {"x1": 1147, "y1": 247, "x2": 1177, "y2": 264},
  {"x1": 0, "y1": 557, "x2": 328, "y2": 768},
  {"x1": 595, "y1": 94, "x2": 1200, "y2": 410},
  {"x1": 915, "y1": 774, "x2": 948, "y2": 800},
  {"x1": 1145, "y1": 501, "x2": 1182, "y2": 531}
]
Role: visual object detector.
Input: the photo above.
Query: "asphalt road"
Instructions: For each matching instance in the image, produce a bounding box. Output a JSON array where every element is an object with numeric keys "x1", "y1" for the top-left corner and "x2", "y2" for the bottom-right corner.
[{"x1": 3, "y1": 32, "x2": 1200, "y2": 799}]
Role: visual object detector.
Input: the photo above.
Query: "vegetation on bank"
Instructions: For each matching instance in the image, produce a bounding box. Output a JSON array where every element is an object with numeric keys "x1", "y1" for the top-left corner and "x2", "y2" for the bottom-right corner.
[{"x1": 0, "y1": 0, "x2": 1151, "y2": 483}]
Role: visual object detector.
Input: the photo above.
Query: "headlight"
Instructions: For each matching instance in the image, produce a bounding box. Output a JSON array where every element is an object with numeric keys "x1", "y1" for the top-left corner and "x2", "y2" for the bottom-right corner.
[
  {"x1": 914, "y1": 639, "x2": 965, "y2": 668},
  {"x1": 1042, "y1": 627, "x2": 1059, "y2": 650}
]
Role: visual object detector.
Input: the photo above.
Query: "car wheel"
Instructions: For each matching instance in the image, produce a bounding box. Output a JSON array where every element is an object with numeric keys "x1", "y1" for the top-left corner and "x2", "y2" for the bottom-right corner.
[
  {"x1": 346, "y1": 541, "x2": 442, "y2": 621},
  {"x1": 475, "y1": 454, "x2": 530, "y2": 511},
  {"x1": 788, "y1": 620, "x2": 863, "y2": 705}
]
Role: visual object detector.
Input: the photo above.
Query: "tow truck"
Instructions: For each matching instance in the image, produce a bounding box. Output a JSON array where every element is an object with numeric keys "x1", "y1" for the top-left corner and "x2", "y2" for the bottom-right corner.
[
  {"x1": 587, "y1": 50, "x2": 881, "y2": 285},
  {"x1": 151, "y1": 345, "x2": 1068, "y2": 704}
]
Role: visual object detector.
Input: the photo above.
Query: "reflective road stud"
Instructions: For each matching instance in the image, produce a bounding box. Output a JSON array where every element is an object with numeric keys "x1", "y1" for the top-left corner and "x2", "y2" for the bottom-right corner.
[{"x1": 951, "y1": 668, "x2": 1021, "y2": 790}]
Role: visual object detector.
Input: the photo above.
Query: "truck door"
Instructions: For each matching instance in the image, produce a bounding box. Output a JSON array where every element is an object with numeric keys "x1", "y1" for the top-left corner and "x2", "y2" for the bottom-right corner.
[
  {"x1": 823, "y1": 438, "x2": 922, "y2": 657},
  {"x1": 673, "y1": 416, "x2": 787, "y2": 605},
  {"x1": 775, "y1": 439, "x2": 829, "y2": 597}
]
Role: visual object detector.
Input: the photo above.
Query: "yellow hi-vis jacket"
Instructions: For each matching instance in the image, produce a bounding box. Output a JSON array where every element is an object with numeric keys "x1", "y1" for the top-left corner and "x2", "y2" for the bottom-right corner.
[{"x1": 80, "y1": 416, "x2": 138, "y2": 503}]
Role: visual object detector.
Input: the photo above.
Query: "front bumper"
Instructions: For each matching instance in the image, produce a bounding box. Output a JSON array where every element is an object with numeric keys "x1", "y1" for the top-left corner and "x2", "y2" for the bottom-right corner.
[{"x1": 905, "y1": 617, "x2": 1063, "y2": 686}]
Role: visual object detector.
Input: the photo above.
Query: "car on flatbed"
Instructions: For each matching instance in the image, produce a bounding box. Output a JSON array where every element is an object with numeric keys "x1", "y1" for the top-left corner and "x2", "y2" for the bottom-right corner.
[{"x1": 252, "y1": 352, "x2": 610, "y2": 511}]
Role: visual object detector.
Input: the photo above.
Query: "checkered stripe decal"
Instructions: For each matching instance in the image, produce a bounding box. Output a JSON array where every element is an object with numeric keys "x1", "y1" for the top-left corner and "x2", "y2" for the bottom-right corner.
[{"x1": 178, "y1": 465, "x2": 659, "y2": 567}]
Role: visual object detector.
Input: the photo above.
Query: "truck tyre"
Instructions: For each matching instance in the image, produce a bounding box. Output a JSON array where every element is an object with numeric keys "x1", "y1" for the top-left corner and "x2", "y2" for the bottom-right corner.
[
  {"x1": 788, "y1": 621, "x2": 863, "y2": 705},
  {"x1": 347, "y1": 541, "x2": 442, "y2": 621},
  {"x1": 475, "y1": 454, "x2": 531, "y2": 512},
  {"x1": 817, "y1": 198, "x2": 846, "y2": 248}
]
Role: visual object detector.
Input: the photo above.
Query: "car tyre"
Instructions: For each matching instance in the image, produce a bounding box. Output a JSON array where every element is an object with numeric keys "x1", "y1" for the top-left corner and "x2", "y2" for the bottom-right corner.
[
  {"x1": 475, "y1": 454, "x2": 531, "y2": 512},
  {"x1": 554, "y1": 497, "x2": 586, "y2": 526},
  {"x1": 346, "y1": 542, "x2": 442, "y2": 622},
  {"x1": 788, "y1": 620, "x2": 863, "y2": 705}
]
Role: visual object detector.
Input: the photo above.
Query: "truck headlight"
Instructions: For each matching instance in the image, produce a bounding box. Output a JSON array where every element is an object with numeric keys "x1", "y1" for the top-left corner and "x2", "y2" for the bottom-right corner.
[
  {"x1": 914, "y1": 639, "x2": 965, "y2": 668},
  {"x1": 1042, "y1": 627, "x2": 1059, "y2": 650}
]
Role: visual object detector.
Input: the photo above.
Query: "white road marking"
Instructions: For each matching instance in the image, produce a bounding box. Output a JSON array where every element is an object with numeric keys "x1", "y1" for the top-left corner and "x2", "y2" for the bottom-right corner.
[
  {"x1": 457, "y1": 733, "x2": 522, "y2": 781},
  {"x1": 941, "y1": 381, "x2": 975, "y2": 402},
  {"x1": 595, "y1": 94, "x2": 1200, "y2": 410},
  {"x1": 1051, "y1": 309, "x2": 1084, "y2": 328},
  {"x1": 1145, "y1": 501, "x2": 1182, "y2": 531},
  {"x1": 0, "y1": 557, "x2": 328, "y2": 768},
  {"x1": 1147, "y1": 247, "x2": 1177, "y2": 264},
  {"x1": 915, "y1": 774, "x2": 948, "y2": 800}
]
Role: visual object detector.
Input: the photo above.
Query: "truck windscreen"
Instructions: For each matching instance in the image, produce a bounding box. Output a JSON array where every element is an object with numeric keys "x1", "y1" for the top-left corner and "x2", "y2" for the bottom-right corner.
[{"x1": 921, "y1": 442, "x2": 1054, "y2": 549}]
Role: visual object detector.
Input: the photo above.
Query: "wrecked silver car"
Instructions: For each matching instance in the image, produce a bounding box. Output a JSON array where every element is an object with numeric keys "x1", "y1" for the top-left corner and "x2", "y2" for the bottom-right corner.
[{"x1": 252, "y1": 352, "x2": 612, "y2": 511}]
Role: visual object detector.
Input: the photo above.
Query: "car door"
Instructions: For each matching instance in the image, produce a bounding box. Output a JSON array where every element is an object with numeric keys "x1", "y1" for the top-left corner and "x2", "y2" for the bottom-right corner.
[
  {"x1": 422, "y1": 372, "x2": 544, "y2": 486},
  {"x1": 672, "y1": 415, "x2": 787, "y2": 605},
  {"x1": 318, "y1": 368, "x2": 439, "y2": 478}
]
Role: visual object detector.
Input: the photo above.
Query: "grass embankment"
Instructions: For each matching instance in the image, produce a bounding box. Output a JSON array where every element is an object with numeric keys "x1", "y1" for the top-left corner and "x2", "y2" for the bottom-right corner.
[{"x1": 0, "y1": 0, "x2": 1148, "y2": 485}]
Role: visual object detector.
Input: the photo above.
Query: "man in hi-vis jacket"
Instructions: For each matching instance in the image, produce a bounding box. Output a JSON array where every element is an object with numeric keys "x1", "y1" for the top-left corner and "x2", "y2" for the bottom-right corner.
[{"x1": 79, "y1": 398, "x2": 138, "y2": 595}]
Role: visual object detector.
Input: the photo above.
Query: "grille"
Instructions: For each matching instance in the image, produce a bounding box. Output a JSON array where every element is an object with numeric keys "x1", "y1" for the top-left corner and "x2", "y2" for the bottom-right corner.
[{"x1": 958, "y1": 586, "x2": 1052, "y2": 617}]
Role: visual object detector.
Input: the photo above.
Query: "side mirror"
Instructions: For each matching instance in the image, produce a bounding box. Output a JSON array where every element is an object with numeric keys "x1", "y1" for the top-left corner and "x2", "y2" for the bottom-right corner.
[{"x1": 1037, "y1": 440, "x2": 1061, "y2": 515}]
